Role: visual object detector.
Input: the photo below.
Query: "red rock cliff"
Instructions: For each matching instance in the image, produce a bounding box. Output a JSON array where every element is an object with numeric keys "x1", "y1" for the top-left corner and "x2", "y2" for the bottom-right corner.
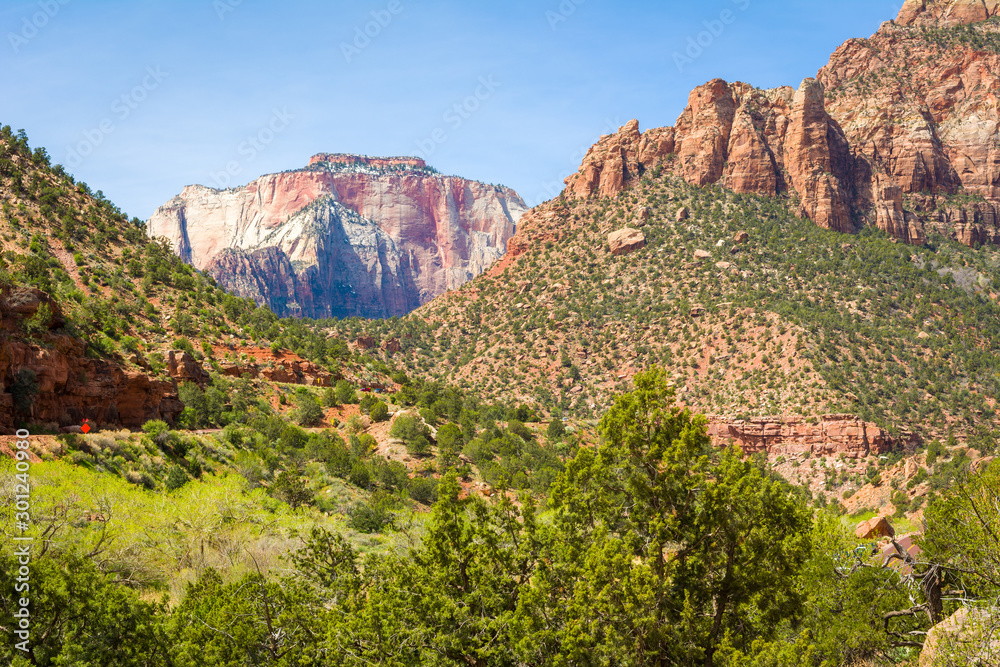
[
  {"x1": 707, "y1": 414, "x2": 917, "y2": 458},
  {"x1": 564, "y1": 5, "x2": 1000, "y2": 246}
]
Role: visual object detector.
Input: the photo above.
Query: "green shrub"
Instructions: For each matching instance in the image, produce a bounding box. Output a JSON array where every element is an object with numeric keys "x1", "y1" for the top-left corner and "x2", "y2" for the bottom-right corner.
[
  {"x1": 292, "y1": 390, "x2": 324, "y2": 427},
  {"x1": 165, "y1": 465, "x2": 189, "y2": 491},
  {"x1": 408, "y1": 477, "x2": 439, "y2": 504},
  {"x1": 11, "y1": 369, "x2": 38, "y2": 414},
  {"x1": 347, "y1": 497, "x2": 394, "y2": 534},
  {"x1": 321, "y1": 387, "x2": 338, "y2": 407},
  {"x1": 142, "y1": 419, "x2": 171, "y2": 446},
  {"x1": 390, "y1": 414, "x2": 432, "y2": 456},
  {"x1": 173, "y1": 337, "x2": 195, "y2": 356},
  {"x1": 335, "y1": 380, "x2": 357, "y2": 405},
  {"x1": 370, "y1": 401, "x2": 389, "y2": 422},
  {"x1": 271, "y1": 470, "x2": 312, "y2": 508}
]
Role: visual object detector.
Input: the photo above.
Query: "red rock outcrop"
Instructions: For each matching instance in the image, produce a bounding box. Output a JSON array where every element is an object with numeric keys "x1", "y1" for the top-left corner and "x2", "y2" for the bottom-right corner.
[
  {"x1": 259, "y1": 359, "x2": 333, "y2": 387},
  {"x1": 707, "y1": 414, "x2": 913, "y2": 458},
  {"x1": 562, "y1": 6, "x2": 1000, "y2": 247},
  {"x1": 608, "y1": 228, "x2": 646, "y2": 256},
  {"x1": 898, "y1": 0, "x2": 1000, "y2": 26},
  {"x1": 307, "y1": 154, "x2": 428, "y2": 170},
  {"x1": 818, "y1": 11, "x2": 1000, "y2": 246},
  {"x1": 785, "y1": 79, "x2": 856, "y2": 233},
  {"x1": 567, "y1": 120, "x2": 675, "y2": 199},
  {"x1": 565, "y1": 79, "x2": 856, "y2": 234},
  {"x1": 855, "y1": 516, "x2": 895, "y2": 540},
  {"x1": 167, "y1": 351, "x2": 210, "y2": 386},
  {"x1": 0, "y1": 335, "x2": 182, "y2": 431},
  {"x1": 148, "y1": 156, "x2": 527, "y2": 319}
]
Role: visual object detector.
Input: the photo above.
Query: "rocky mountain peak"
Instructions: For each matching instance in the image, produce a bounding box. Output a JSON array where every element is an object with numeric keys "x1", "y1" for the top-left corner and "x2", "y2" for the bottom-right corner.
[
  {"x1": 561, "y1": 3, "x2": 1000, "y2": 248},
  {"x1": 148, "y1": 158, "x2": 527, "y2": 318},
  {"x1": 897, "y1": 0, "x2": 1000, "y2": 26},
  {"x1": 307, "y1": 153, "x2": 429, "y2": 171}
]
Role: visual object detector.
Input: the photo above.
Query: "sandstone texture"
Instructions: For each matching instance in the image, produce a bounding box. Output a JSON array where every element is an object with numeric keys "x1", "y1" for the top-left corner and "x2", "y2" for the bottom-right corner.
[
  {"x1": 855, "y1": 516, "x2": 895, "y2": 540},
  {"x1": 919, "y1": 607, "x2": 1000, "y2": 666},
  {"x1": 608, "y1": 228, "x2": 646, "y2": 256},
  {"x1": 706, "y1": 414, "x2": 913, "y2": 458},
  {"x1": 562, "y1": 7, "x2": 1000, "y2": 247},
  {"x1": 899, "y1": 0, "x2": 1000, "y2": 26},
  {"x1": 148, "y1": 155, "x2": 527, "y2": 318},
  {"x1": 0, "y1": 335, "x2": 182, "y2": 431}
]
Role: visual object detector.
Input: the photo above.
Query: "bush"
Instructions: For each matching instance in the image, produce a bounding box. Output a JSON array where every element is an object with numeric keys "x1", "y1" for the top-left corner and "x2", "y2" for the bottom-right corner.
[
  {"x1": 546, "y1": 418, "x2": 566, "y2": 441},
  {"x1": 376, "y1": 461, "x2": 409, "y2": 492},
  {"x1": 11, "y1": 369, "x2": 38, "y2": 414},
  {"x1": 926, "y1": 440, "x2": 945, "y2": 466},
  {"x1": 390, "y1": 414, "x2": 432, "y2": 456},
  {"x1": 359, "y1": 394, "x2": 378, "y2": 414},
  {"x1": 173, "y1": 337, "x2": 196, "y2": 356},
  {"x1": 142, "y1": 419, "x2": 171, "y2": 446},
  {"x1": 349, "y1": 461, "x2": 373, "y2": 490},
  {"x1": 292, "y1": 390, "x2": 324, "y2": 427},
  {"x1": 370, "y1": 401, "x2": 389, "y2": 422},
  {"x1": 347, "y1": 497, "x2": 395, "y2": 534},
  {"x1": 165, "y1": 465, "x2": 189, "y2": 491},
  {"x1": 271, "y1": 470, "x2": 312, "y2": 508},
  {"x1": 408, "y1": 477, "x2": 439, "y2": 504},
  {"x1": 335, "y1": 380, "x2": 357, "y2": 405},
  {"x1": 321, "y1": 387, "x2": 338, "y2": 407}
]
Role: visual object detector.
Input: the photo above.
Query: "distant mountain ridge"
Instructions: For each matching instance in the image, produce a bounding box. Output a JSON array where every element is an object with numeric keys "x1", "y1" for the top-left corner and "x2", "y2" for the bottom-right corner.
[{"x1": 147, "y1": 154, "x2": 527, "y2": 319}]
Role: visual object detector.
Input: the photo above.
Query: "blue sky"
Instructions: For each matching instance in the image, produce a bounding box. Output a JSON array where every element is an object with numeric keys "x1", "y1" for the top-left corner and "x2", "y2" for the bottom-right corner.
[{"x1": 1, "y1": 0, "x2": 902, "y2": 219}]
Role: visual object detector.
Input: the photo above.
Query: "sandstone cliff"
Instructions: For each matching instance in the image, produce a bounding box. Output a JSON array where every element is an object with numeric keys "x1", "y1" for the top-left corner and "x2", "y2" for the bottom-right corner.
[
  {"x1": 564, "y1": 4, "x2": 1000, "y2": 247},
  {"x1": 707, "y1": 415, "x2": 918, "y2": 459},
  {"x1": 148, "y1": 155, "x2": 527, "y2": 318}
]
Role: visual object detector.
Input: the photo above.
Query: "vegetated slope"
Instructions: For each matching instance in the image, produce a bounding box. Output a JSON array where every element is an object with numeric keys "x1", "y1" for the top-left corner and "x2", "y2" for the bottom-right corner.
[
  {"x1": 147, "y1": 154, "x2": 528, "y2": 319},
  {"x1": 337, "y1": 174, "x2": 1000, "y2": 447},
  {"x1": 0, "y1": 124, "x2": 573, "y2": 576}
]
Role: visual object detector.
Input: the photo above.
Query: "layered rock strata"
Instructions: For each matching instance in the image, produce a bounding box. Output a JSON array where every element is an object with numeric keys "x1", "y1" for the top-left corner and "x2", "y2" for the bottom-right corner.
[
  {"x1": 148, "y1": 155, "x2": 527, "y2": 318},
  {"x1": 707, "y1": 414, "x2": 917, "y2": 458},
  {"x1": 564, "y1": 4, "x2": 1000, "y2": 247}
]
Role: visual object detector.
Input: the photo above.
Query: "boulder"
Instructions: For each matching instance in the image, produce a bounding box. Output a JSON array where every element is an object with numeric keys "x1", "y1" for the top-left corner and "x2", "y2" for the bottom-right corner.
[
  {"x1": 972, "y1": 456, "x2": 995, "y2": 474},
  {"x1": 608, "y1": 228, "x2": 646, "y2": 256},
  {"x1": 855, "y1": 516, "x2": 895, "y2": 540},
  {"x1": 694, "y1": 249, "x2": 712, "y2": 260},
  {"x1": 734, "y1": 231, "x2": 749, "y2": 244},
  {"x1": 676, "y1": 206, "x2": 690, "y2": 221},
  {"x1": 636, "y1": 206, "x2": 653, "y2": 226},
  {"x1": 919, "y1": 607, "x2": 1000, "y2": 667},
  {"x1": 167, "y1": 351, "x2": 210, "y2": 386}
]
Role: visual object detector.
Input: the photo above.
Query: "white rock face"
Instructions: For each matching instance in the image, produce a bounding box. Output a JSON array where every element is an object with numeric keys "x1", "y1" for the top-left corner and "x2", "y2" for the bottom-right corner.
[{"x1": 148, "y1": 156, "x2": 527, "y2": 318}]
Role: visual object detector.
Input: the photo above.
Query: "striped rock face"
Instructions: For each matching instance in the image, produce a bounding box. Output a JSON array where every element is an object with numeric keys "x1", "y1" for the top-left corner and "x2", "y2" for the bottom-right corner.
[{"x1": 148, "y1": 155, "x2": 527, "y2": 319}]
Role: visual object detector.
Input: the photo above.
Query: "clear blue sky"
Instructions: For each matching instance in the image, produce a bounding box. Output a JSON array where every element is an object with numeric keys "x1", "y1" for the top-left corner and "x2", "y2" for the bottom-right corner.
[{"x1": 1, "y1": 0, "x2": 902, "y2": 220}]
